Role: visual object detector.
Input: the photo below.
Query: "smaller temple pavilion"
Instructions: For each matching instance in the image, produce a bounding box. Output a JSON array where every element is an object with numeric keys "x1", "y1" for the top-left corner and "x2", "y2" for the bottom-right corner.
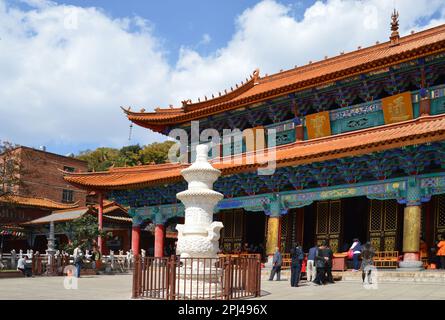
[
  {"x1": 24, "y1": 201, "x2": 132, "y2": 253},
  {"x1": 0, "y1": 194, "x2": 80, "y2": 252},
  {"x1": 64, "y1": 14, "x2": 445, "y2": 269}
]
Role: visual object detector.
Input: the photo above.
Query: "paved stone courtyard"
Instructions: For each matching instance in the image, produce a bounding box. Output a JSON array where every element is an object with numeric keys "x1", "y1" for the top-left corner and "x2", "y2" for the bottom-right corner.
[{"x1": 1, "y1": 274, "x2": 445, "y2": 300}]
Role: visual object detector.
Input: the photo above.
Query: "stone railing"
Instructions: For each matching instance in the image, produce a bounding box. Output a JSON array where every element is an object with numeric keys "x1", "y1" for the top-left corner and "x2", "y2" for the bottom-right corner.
[{"x1": 0, "y1": 249, "x2": 136, "y2": 274}]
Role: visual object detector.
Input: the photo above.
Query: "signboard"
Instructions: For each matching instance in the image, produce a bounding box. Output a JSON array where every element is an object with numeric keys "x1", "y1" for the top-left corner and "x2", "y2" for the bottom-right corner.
[
  {"x1": 306, "y1": 111, "x2": 332, "y2": 139},
  {"x1": 382, "y1": 92, "x2": 413, "y2": 124}
]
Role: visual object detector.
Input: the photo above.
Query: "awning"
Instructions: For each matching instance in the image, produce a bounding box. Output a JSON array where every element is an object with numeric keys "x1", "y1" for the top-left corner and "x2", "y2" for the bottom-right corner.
[{"x1": 23, "y1": 208, "x2": 89, "y2": 225}]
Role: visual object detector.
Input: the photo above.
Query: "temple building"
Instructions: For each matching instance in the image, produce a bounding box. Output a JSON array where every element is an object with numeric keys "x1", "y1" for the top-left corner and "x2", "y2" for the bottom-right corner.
[{"x1": 64, "y1": 15, "x2": 445, "y2": 268}]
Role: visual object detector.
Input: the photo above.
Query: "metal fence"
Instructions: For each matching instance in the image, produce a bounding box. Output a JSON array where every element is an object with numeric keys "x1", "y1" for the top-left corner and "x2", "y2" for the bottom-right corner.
[
  {"x1": 132, "y1": 255, "x2": 261, "y2": 300},
  {"x1": 31, "y1": 254, "x2": 71, "y2": 276}
]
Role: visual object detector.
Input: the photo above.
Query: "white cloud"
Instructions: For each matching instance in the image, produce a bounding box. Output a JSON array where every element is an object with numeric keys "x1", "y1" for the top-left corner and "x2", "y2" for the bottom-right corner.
[
  {"x1": 19, "y1": 0, "x2": 55, "y2": 9},
  {"x1": 201, "y1": 33, "x2": 211, "y2": 45},
  {"x1": 0, "y1": 0, "x2": 445, "y2": 153}
]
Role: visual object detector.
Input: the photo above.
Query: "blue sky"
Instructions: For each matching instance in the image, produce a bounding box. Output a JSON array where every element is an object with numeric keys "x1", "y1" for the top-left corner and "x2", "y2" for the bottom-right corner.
[
  {"x1": 12, "y1": 0, "x2": 313, "y2": 65},
  {"x1": 1, "y1": 0, "x2": 445, "y2": 156}
]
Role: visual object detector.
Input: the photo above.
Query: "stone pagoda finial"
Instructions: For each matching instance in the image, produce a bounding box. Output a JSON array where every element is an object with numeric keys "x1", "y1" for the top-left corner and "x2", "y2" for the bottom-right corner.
[{"x1": 390, "y1": 9, "x2": 400, "y2": 46}]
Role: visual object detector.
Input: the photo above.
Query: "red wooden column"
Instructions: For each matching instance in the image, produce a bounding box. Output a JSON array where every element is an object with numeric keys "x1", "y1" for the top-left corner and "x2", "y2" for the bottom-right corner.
[
  {"x1": 154, "y1": 224, "x2": 165, "y2": 258},
  {"x1": 97, "y1": 192, "x2": 104, "y2": 254},
  {"x1": 131, "y1": 225, "x2": 141, "y2": 256}
]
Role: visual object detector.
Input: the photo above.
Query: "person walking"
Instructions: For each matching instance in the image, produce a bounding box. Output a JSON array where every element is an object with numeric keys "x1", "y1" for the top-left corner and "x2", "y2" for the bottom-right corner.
[
  {"x1": 437, "y1": 234, "x2": 445, "y2": 269},
  {"x1": 314, "y1": 241, "x2": 327, "y2": 285},
  {"x1": 307, "y1": 243, "x2": 318, "y2": 283},
  {"x1": 349, "y1": 238, "x2": 362, "y2": 271},
  {"x1": 290, "y1": 243, "x2": 304, "y2": 287},
  {"x1": 361, "y1": 242, "x2": 375, "y2": 284},
  {"x1": 268, "y1": 247, "x2": 282, "y2": 281},
  {"x1": 73, "y1": 245, "x2": 83, "y2": 278}
]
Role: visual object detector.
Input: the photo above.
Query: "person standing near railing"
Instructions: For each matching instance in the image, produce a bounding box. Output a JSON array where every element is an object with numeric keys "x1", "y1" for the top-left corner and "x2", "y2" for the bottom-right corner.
[
  {"x1": 17, "y1": 255, "x2": 29, "y2": 277},
  {"x1": 91, "y1": 246, "x2": 101, "y2": 270},
  {"x1": 73, "y1": 245, "x2": 83, "y2": 278}
]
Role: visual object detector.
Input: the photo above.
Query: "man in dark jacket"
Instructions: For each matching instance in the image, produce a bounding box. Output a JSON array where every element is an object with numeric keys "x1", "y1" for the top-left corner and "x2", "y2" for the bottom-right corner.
[
  {"x1": 290, "y1": 243, "x2": 304, "y2": 287},
  {"x1": 269, "y1": 247, "x2": 282, "y2": 281},
  {"x1": 325, "y1": 244, "x2": 334, "y2": 284},
  {"x1": 314, "y1": 241, "x2": 328, "y2": 285}
]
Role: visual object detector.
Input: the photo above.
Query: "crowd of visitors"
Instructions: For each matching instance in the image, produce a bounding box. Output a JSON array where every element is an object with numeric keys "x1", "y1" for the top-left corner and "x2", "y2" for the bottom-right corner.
[
  {"x1": 266, "y1": 232, "x2": 445, "y2": 288},
  {"x1": 268, "y1": 238, "x2": 377, "y2": 287}
]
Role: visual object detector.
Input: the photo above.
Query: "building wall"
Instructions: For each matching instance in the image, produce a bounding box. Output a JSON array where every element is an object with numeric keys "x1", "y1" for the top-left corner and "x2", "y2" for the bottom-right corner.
[
  {"x1": 12, "y1": 147, "x2": 88, "y2": 206},
  {"x1": 0, "y1": 206, "x2": 52, "y2": 224}
]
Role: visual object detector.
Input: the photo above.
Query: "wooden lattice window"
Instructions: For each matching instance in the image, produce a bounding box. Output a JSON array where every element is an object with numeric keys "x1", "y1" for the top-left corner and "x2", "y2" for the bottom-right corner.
[
  {"x1": 369, "y1": 199, "x2": 398, "y2": 251},
  {"x1": 316, "y1": 202, "x2": 329, "y2": 235},
  {"x1": 435, "y1": 195, "x2": 445, "y2": 238},
  {"x1": 329, "y1": 201, "x2": 341, "y2": 234},
  {"x1": 369, "y1": 200, "x2": 383, "y2": 232},
  {"x1": 384, "y1": 200, "x2": 398, "y2": 231}
]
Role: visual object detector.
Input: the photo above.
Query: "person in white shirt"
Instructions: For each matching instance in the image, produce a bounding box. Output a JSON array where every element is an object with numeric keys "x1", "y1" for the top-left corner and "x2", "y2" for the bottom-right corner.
[{"x1": 17, "y1": 256, "x2": 29, "y2": 276}]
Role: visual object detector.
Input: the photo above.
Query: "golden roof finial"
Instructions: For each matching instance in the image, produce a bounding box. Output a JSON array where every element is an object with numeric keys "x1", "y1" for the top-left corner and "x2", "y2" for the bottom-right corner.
[{"x1": 390, "y1": 9, "x2": 400, "y2": 46}]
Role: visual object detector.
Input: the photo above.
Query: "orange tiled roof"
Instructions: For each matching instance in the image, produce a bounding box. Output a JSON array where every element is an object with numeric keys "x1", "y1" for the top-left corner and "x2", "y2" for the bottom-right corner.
[
  {"x1": 0, "y1": 194, "x2": 80, "y2": 210},
  {"x1": 124, "y1": 24, "x2": 445, "y2": 132},
  {"x1": 24, "y1": 200, "x2": 130, "y2": 225},
  {"x1": 64, "y1": 114, "x2": 445, "y2": 191}
]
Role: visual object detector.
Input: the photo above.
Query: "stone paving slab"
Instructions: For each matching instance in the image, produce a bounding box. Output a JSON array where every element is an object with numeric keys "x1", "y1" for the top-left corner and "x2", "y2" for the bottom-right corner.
[
  {"x1": 1, "y1": 275, "x2": 445, "y2": 300},
  {"x1": 0, "y1": 274, "x2": 133, "y2": 300}
]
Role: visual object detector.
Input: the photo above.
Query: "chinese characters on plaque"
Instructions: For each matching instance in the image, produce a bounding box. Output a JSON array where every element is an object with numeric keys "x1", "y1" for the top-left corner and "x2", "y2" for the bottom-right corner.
[
  {"x1": 304, "y1": 91, "x2": 413, "y2": 139},
  {"x1": 382, "y1": 92, "x2": 413, "y2": 124},
  {"x1": 306, "y1": 111, "x2": 332, "y2": 139}
]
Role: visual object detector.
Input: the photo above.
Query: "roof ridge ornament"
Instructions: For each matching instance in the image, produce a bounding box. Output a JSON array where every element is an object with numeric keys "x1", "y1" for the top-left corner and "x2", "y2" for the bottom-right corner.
[
  {"x1": 390, "y1": 9, "x2": 400, "y2": 46},
  {"x1": 253, "y1": 68, "x2": 260, "y2": 85},
  {"x1": 181, "y1": 99, "x2": 192, "y2": 107}
]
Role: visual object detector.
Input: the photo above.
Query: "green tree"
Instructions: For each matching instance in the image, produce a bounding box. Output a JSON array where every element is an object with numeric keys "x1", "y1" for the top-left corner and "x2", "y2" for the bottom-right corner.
[
  {"x1": 75, "y1": 141, "x2": 176, "y2": 171},
  {"x1": 139, "y1": 141, "x2": 176, "y2": 164},
  {"x1": 118, "y1": 144, "x2": 142, "y2": 166},
  {"x1": 76, "y1": 147, "x2": 120, "y2": 171},
  {"x1": 0, "y1": 141, "x2": 23, "y2": 197},
  {"x1": 57, "y1": 214, "x2": 110, "y2": 252}
]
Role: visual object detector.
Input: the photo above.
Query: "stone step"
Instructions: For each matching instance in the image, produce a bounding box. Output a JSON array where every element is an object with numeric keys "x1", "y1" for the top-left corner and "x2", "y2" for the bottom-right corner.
[
  {"x1": 339, "y1": 270, "x2": 445, "y2": 283},
  {"x1": 261, "y1": 267, "x2": 445, "y2": 283}
]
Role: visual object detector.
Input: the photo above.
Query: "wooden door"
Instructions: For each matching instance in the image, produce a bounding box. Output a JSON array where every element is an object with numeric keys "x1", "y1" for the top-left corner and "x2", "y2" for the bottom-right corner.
[
  {"x1": 316, "y1": 200, "x2": 342, "y2": 253},
  {"x1": 368, "y1": 199, "x2": 398, "y2": 251}
]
